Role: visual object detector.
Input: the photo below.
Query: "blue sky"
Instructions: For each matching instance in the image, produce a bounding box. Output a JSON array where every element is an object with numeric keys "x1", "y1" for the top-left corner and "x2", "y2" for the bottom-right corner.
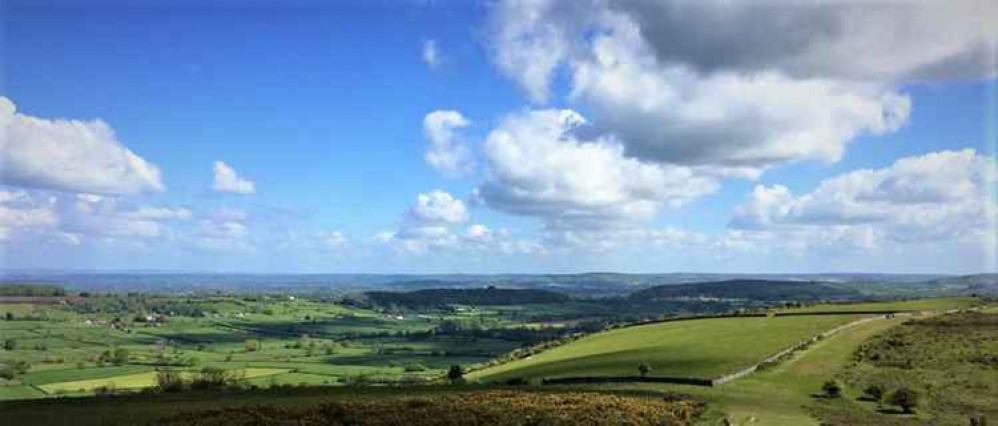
[{"x1": 1, "y1": 0, "x2": 996, "y2": 273}]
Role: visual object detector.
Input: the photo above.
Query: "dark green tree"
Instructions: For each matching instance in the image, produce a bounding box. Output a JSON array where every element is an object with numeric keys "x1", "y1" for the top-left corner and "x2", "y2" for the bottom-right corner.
[
  {"x1": 638, "y1": 362, "x2": 652, "y2": 377},
  {"x1": 863, "y1": 383, "x2": 885, "y2": 403},
  {"x1": 447, "y1": 365, "x2": 464, "y2": 382},
  {"x1": 889, "y1": 387, "x2": 919, "y2": 413},
  {"x1": 821, "y1": 380, "x2": 842, "y2": 398}
]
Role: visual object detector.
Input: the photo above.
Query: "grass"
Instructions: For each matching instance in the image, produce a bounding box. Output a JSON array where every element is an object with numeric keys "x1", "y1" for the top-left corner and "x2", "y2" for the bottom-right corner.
[
  {"x1": 779, "y1": 297, "x2": 980, "y2": 314},
  {"x1": 470, "y1": 314, "x2": 866, "y2": 382},
  {"x1": 36, "y1": 368, "x2": 288, "y2": 393},
  {"x1": 818, "y1": 311, "x2": 998, "y2": 425}
]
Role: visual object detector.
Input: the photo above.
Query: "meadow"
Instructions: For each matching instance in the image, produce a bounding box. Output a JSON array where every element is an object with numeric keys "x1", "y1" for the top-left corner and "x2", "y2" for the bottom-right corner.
[{"x1": 470, "y1": 314, "x2": 867, "y2": 382}]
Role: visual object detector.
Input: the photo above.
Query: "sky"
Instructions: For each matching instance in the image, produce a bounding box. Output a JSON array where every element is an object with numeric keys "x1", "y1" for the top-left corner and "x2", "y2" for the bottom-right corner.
[{"x1": 1, "y1": 0, "x2": 996, "y2": 274}]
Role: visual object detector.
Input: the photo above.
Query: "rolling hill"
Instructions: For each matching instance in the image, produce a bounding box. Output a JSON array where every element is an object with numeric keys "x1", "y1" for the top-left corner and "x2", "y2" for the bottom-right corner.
[
  {"x1": 629, "y1": 279, "x2": 860, "y2": 302},
  {"x1": 469, "y1": 314, "x2": 866, "y2": 383}
]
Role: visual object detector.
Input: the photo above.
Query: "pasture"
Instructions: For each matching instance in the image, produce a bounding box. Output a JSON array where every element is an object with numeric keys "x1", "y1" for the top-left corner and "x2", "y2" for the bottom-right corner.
[
  {"x1": 778, "y1": 297, "x2": 980, "y2": 314},
  {"x1": 470, "y1": 314, "x2": 867, "y2": 382}
]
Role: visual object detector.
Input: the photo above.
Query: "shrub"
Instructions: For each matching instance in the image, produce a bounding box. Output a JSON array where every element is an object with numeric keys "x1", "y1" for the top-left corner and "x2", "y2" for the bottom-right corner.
[
  {"x1": 0, "y1": 366, "x2": 13, "y2": 380},
  {"x1": 94, "y1": 384, "x2": 117, "y2": 397},
  {"x1": 191, "y1": 367, "x2": 231, "y2": 390},
  {"x1": 112, "y1": 348, "x2": 130, "y2": 366},
  {"x1": 156, "y1": 369, "x2": 187, "y2": 393},
  {"x1": 446, "y1": 365, "x2": 464, "y2": 382},
  {"x1": 11, "y1": 360, "x2": 30, "y2": 375},
  {"x1": 889, "y1": 387, "x2": 919, "y2": 413},
  {"x1": 638, "y1": 362, "x2": 652, "y2": 377},
  {"x1": 4, "y1": 312, "x2": 12, "y2": 321},
  {"x1": 244, "y1": 339, "x2": 260, "y2": 352},
  {"x1": 863, "y1": 383, "x2": 885, "y2": 402},
  {"x1": 821, "y1": 380, "x2": 842, "y2": 398},
  {"x1": 3, "y1": 339, "x2": 17, "y2": 351}
]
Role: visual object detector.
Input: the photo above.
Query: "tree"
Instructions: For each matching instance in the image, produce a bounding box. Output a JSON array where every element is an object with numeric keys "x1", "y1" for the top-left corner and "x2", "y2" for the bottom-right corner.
[
  {"x1": 447, "y1": 365, "x2": 464, "y2": 382},
  {"x1": 244, "y1": 339, "x2": 260, "y2": 352},
  {"x1": 863, "y1": 383, "x2": 885, "y2": 403},
  {"x1": 889, "y1": 387, "x2": 919, "y2": 414},
  {"x1": 112, "y1": 348, "x2": 130, "y2": 366},
  {"x1": 821, "y1": 380, "x2": 842, "y2": 398},
  {"x1": 11, "y1": 361, "x2": 30, "y2": 374},
  {"x1": 156, "y1": 369, "x2": 186, "y2": 393},
  {"x1": 3, "y1": 339, "x2": 16, "y2": 351},
  {"x1": 638, "y1": 362, "x2": 652, "y2": 377}
]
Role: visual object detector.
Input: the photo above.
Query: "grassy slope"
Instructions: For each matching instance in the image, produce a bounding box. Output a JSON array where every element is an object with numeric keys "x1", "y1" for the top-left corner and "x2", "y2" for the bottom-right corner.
[
  {"x1": 695, "y1": 316, "x2": 905, "y2": 425},
  {"x1": 579, "y1": 315, "x2": 905, "y2": 425},
  {"x1": 779, "y1": 297, "x2": 979, "y2": 313},
  {"x1": 471, "y1": 315, "x2": 864, "y2": 382}
]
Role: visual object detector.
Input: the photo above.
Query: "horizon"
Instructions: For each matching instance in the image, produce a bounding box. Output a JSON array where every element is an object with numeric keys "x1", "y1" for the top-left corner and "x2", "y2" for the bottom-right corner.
[{"x1": 2, "y1": 0, "x2": 996, "y2": 274}]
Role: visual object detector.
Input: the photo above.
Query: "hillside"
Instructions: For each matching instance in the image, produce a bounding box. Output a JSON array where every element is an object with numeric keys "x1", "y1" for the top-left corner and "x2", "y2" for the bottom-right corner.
[
  {"x1": 363, "y1": 287, "x2": 570, "y2": 308},
  {"x1": 0, "y1": 388, "x2": 703, "y2": 426},
  {"x1": 470, "y1": 314, "x2": 866, "y2": 382},
  {"x1": 629, "y1": 279, "x2": 860, "y2": 302}
]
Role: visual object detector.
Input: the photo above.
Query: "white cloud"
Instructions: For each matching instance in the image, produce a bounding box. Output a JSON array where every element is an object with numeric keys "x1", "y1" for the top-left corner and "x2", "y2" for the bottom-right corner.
[
  {"x1": 406, "y1": 190, "x2": 468, "y2": 226},
  {"x1": 478, "y1": 109, "x2": 719, "y2": 228},
  {"x1": 212, "y1": 161, "x2": 256, "y2": 195},
  {"x1": 423, "y1": 110, "x2": 474, "y2": 177},
  {"x1": 485, "y1": 0, "x2": 991, "y2": 173},
  {"x1": 377, "y1": 190, "x2": 541, "y2": 256},
  {"x1": 0, "y1": 97, "x2": 165, "y2": 195},
  {"x1": 0, "y1": 190, "x2": 193, "y2": 246},
  {"x1": 730, "y1": 149, "x2": 997, "y2": 248},
  {"x1": 422, "y1": 39, "x2": 441, "y2": 69}
]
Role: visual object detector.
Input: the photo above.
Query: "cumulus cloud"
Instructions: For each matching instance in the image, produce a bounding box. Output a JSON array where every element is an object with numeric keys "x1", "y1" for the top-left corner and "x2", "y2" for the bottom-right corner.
[
  {"x1": 0, "y1": 190, "x2": 194, "y2": 246},
  {"x1": 423, "y1": 110, "x2": 474, "y2": 177},
  {"x1": 485, "y1": 0, "x2": 992, "y2": 172},
  {"x1": 422, "y1": 39, "x2": 441, "y2": 69},
  {"x1": 730, "y1": 149, "x2": 996, "y2": 247},
  {"x1": 406, "y1": 190, "x2": 468, "y2": 226},
  {"x1": 478, "y1": 109, "x2": 719, "y2": 228},
  {"x1": 212, "y1": 161, "x2": 256, "y2": 195},
  {"x1": 377, "y1": 190, "x2": 540, "y2": 256},
  {"x1": 0, "y1": 97, "x2": 165, "y2": 195}
]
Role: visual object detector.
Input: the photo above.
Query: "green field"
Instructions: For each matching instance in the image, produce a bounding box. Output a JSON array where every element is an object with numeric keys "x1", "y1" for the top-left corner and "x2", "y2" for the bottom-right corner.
[
  {"x1": 779, "y1": 297, "x2": 980, "y2": 314},
  {"x1": 36, "y1": 368, "x2": 288, "y2": 394},
  {"x1": 470, "y1": 314, "x2": 866, "y2": 382}
]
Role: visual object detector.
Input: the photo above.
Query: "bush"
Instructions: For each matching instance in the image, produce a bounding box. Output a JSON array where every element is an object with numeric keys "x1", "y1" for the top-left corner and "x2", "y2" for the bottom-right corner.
[
  {"x1": 11, "y1": 361, "x2": 30, "y2": 375},
  {"x1": 94, "y1": 384, "x2": 117, "y2": 397},
  {"x1": 889, "y1": 387, "x2": 919, "y2": 413},
  {"x1": 863, "y1": 383, "x2": 885, "y2": 402},
  {"x1": 244, "y1": 339, "x2": 260, "y2": 352},
  {"x1": 156, "y1": 369, "x2": 187, "y2": 393},
  {"x1": 191, "y1": 367, "x2": 228, "y2": 390},
  {"x1": 821, "y1": 380, "x2": 842, "y2": 398},
  {"x1": 3, "y1": 339, "x2": 17, "y2": 351},
  {"x1": 0, "y1": 366, "x2": 13, "y2": 380},
  {"x1": 112, "y1": 348, "x2": 130, "y2": 366},
  {"x1": 638, "y1": 362, "x2": 652, "y2": 377},
  {"x1": 446, "y1": 365, "x2": 464, "y2": 382}
]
